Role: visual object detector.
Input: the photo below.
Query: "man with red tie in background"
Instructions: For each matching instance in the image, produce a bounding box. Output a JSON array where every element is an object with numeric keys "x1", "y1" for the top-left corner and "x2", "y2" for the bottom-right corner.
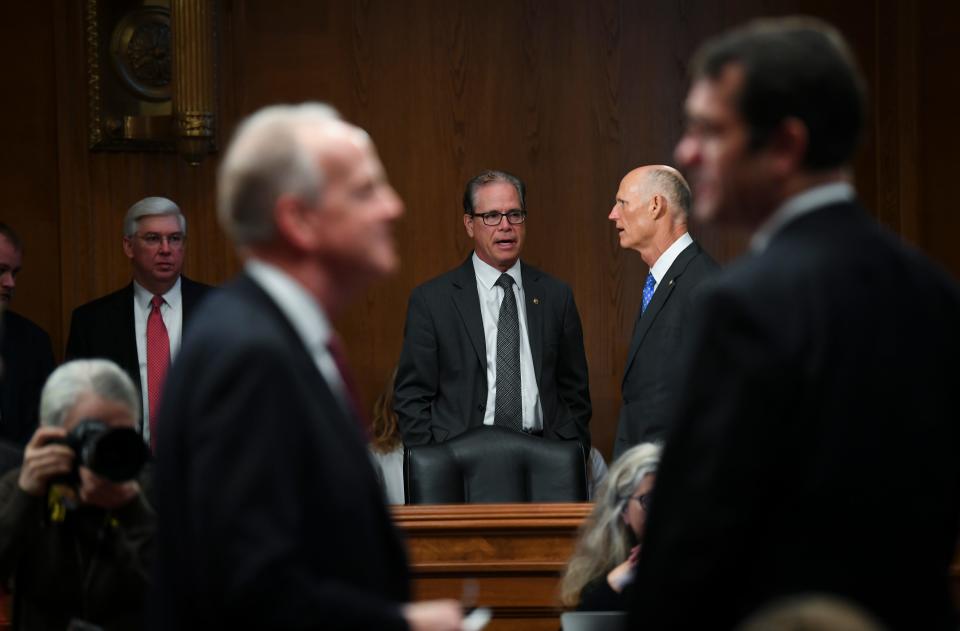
[{"x1": 65, "y1": 197, "x2": 212, "y2": 450}]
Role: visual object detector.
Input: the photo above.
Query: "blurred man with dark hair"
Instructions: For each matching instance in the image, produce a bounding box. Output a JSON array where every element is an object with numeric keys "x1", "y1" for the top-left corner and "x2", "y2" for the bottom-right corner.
[
  {"x1": 0, "y1": 223, "x2": 55, "y2": 472},
  {"x1": 630, "y1": 17, "x2": 960, "y2": 631}
]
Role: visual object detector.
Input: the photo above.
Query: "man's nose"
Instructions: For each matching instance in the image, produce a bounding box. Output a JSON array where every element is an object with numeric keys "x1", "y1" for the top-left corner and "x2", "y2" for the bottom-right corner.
[{"x1": 674, "y1": 135, "x2": 700, "y2": 169}]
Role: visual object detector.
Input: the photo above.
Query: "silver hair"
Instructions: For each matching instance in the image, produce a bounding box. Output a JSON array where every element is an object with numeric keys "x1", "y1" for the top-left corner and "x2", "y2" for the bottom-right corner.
[
  {"x1": 462, "y1": 170, "x2": 526, "y2": 215},
  {"x1": 40, "y1": 359, "x2": 141, "y2": 430},
  {"x1": 217, "y1": 102, "x2": 342, "y2": 246},
  {"x1": 123, "y1": 196, "x2": 186, "y2": 237},
  {"x1": 560, "y1": 442, "x2": 662, "y2": 606},
  {"x1": 644, "y1": 167, "x2": 692, "y2": 217}
]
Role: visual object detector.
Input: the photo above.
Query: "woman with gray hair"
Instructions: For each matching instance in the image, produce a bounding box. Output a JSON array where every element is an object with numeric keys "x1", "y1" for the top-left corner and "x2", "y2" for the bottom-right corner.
[
  {"x1": 560, "y1": 442, "x2": 661, "y2": 610},
  {"x1": 0, "y1": 359, "x2": 154, "y2": 631}
]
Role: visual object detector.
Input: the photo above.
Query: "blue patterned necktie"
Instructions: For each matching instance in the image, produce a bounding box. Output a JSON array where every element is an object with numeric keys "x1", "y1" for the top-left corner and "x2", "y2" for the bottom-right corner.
[
  {"x1": 494, "y1": 273, "x2": 522, "y2": 432},
  {"x1": 641, "y1": 272, "x2": 657, "y2": 314}
]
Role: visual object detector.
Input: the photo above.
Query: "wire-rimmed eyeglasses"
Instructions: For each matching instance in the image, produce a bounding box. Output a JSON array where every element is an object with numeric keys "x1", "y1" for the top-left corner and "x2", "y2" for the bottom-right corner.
[{"x1": 133, "y1": 232, "x2": 186, "y2": 249}]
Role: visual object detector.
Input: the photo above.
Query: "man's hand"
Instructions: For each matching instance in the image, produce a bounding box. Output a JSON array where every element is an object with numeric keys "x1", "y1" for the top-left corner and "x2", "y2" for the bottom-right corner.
[
  {"x1": 18, "y1": 426, "x2": 73, "y2": 496},
  {"x1": 403, "y1": 599, "x2": 464, "y2": 631},
  {"x1": 78, "y1": 467, "x2": 140, "y2": 510}
]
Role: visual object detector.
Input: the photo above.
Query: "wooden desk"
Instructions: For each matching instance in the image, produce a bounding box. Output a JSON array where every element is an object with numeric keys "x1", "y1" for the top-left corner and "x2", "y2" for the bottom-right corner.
[{"x1": 393, "y1": 503, "x2": 591, "y2": 631}]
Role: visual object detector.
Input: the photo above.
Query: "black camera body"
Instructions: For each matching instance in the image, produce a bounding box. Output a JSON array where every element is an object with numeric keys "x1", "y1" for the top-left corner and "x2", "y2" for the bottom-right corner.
[{"x1": 49, "y1": 418, "x2": 149, "y2": 486}]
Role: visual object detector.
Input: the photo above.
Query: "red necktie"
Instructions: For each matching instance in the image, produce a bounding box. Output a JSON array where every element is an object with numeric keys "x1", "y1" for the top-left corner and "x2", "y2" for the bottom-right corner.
[
  {"x1": 147, "y1": 295, "x2": 171, "y2": 451},
  {"x1": 327, "y1": 332, "x2": 369, "y2": 437}
]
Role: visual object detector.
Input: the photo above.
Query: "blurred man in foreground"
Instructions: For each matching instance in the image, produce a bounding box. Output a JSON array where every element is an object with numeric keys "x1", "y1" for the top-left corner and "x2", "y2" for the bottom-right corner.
[
  {"x1": 152, "y1": 103, "x2": 463, "y2": 630},
  {"x1": 630, "y1": 17, "x2": 960, "y2": 631}
]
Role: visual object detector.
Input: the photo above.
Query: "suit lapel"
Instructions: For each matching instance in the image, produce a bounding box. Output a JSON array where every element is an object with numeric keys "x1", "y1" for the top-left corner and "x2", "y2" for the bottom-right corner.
[
  {"x1": 622, "y1": 243, "x2": 700, "y2": 386},
  {"x1": 521, "y1": 262, "x2": 544, "y2": 388},
  {"x1": 118, "y1": 283, "x2": 142, "y2": 392},
  {"x1": 451, "y1": 257, "x2": 487, "y2": 369},
  {"x1": 236, "y1": 273, "x2": 363, "y2": 439},
  {"x1": 181, "y1": 276, "x2": 198, "y2": 321}
]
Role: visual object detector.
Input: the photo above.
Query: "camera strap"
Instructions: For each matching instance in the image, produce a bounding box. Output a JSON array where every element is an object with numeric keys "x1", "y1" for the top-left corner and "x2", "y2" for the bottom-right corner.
[{"x1": 47, "y1": 483, "x2": 79, "y2": 523}]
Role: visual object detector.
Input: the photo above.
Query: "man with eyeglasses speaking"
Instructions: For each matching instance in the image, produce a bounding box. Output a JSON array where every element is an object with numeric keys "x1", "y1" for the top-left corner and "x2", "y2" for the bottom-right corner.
[
  {"x1": 66, "y1": 197, "x2": 213, "y2": 450},
  {"x1": 395, "y1": 170, "x2": 592, "y2": 454}
]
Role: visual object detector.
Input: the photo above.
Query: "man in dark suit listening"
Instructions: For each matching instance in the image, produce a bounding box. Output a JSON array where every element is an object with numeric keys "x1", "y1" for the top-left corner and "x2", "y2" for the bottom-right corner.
[
  {"x1": 629, "y1": 17, "x2": 960, "y2": 631},
  {"x1": 151, "y1": 103, "x2": 462, "y2": 630},
  {"x1": 0, "y1": 223, "x2": 55, "y2": 472},
  {"x1": 609, "y1": 165, "x2": 717, "y2": 458},
  {"x1": 395, "y1": 170, "x2": 591, "y2": 453},
  {"x1": 65, "y1": 197, "x2": 212, "y2": 449}
]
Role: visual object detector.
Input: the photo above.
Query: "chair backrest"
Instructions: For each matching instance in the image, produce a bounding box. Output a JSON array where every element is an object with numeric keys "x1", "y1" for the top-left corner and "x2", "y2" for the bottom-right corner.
[
  {"x1": 404, "y1": 426, "x2": 587, "y2": 504},
  {"x1": 560, "y1": 611, "x2": 627, "y2": 631}
]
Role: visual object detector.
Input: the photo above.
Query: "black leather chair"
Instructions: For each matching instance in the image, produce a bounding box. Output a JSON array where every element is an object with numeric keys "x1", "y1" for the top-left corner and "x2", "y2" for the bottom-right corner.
[{"x1": 404, "y1": 426, "x2": 587, "y2": 504}]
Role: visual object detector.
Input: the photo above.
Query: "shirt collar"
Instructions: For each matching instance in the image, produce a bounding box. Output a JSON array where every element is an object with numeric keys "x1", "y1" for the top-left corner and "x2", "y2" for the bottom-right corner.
[
  {"x1": 649, "y1": 232, "x2": 693, "y2": 284},
  {"x1": 133, "y1": 275, "x2": 182, "y2": 310},
  {"x1": 472, "y1": 252, "x2": 523, "y2": 290},
  {"x1": 244, "y1": 259, "x2": 332, "y2": 354},
  {"x1": 751, "y1": 182, "x2": 855, "y2": 253}
]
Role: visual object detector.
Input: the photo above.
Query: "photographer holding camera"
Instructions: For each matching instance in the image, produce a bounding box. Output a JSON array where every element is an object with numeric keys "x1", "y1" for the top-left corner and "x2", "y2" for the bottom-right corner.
[{"x1": 0, "y1": 359, "x2": 154, "y2": 631}]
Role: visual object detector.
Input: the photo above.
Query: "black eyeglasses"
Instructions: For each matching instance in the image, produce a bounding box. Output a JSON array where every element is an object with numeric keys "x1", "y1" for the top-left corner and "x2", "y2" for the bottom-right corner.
[
  {"x1": 630, "y1": 493, "x2": 652, "y2": 511},
  {"x1": 468, "y1": 210, "x2": 527, "y2": 226}
]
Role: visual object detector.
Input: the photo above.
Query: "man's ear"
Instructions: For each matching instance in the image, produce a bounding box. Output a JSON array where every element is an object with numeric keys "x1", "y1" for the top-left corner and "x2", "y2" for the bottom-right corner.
[
  {"x1": 274, "y1": 195, "x2": 318, "y2": 252},
  {"x1": 648, "y1": 194, "x2": 665, "y2": 220},
  {"x1": 122, "y1": 237, "x2": 134, "y2": 260},
  {"x1": 767, "y1": 117, "x2": 809, "y2": 176},
  {"x1": 463, "y1": 213, "x2": 475, "y2": 238}
]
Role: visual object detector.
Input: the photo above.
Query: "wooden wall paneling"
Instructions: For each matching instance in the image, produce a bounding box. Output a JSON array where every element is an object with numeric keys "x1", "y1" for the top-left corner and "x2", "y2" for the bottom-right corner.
[
  {"x1": 54, "y1": 0, "x2": 94, "y2": 354},
  {"x1": 1, "y1": 1, "x2": 62, "y2": 355},
  {"x1": 36, "y1": 0, "x2": 959, "y2": 462},
  {"x1": 917, "y1": 1, "x2": 960, "y2": 279},
  {"x1": 210, "y1": 0, "x2": 910, "y2": 459},
  {"x1": 892, "y1": 1, "x2": 919, "y2": 246},
  {"x1": 54, "y1": 0, "x2": 230, "y2": 359}
]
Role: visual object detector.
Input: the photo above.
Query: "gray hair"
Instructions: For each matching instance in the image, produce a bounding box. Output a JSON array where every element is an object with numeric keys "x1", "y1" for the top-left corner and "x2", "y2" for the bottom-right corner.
[
  {"x1": 217, "y1": 102, "x2": 342, "y2": 246},
  {"x1": 645, "y1": 167, "x2": 692, "y2": 217},
  {"x1": 462, "y1": 170, "x2": 527, "y2": 215},
  {"x1": 123, "y1": 197, "x2": 186, "y2": 237},
  {"x1": 40, "y1": 359, "x2": 141, "y2": 430},
  {"x1": 560, "y1": 442, "x2": 662, "y2": 606}
]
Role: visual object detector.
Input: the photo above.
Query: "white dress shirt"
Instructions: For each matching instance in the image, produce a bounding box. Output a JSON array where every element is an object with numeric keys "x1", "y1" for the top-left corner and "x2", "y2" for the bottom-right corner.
[
  {"x1": 647, "y1": 232, "x2": 694, "y2": 294},
  {"x1": 473, "y1": 253, "x2": 543, "y2": 431},
  {"x1": 133, "y1": 277, "x2": 182, "y2": 444},
  {"x1": 244, "y1": 260, "x2": 351, "y2": 416},
  {"x1": 750, "y1": 182, "x2": 855, "y2": 253}
]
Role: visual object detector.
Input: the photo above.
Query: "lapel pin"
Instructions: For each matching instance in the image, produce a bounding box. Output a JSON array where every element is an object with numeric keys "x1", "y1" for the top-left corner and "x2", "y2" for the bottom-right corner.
[{"x1": 533, "y1": 298, "x2": 540, "y2": 305}]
